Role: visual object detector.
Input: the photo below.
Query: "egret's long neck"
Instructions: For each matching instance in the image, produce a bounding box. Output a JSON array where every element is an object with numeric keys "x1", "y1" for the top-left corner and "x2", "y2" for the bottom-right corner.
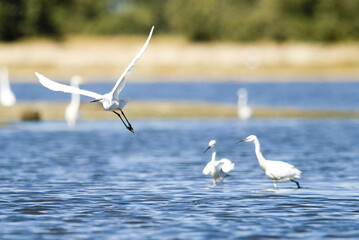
[
  {"x1": 253, "y1": 139, "x2": 266, "y2": 170},
  {"x1": 238, "y1": 96, "x2": 247, "y2": 106},
  {"x1": 71, "y1": 92, "x2": 80, "y2": 106},
  {"x1": 211, "y1": 147, "x2": 217, "y2": 162},
  {"x1": 70, "y1": 85, "x2": 80, "y2": 107}
]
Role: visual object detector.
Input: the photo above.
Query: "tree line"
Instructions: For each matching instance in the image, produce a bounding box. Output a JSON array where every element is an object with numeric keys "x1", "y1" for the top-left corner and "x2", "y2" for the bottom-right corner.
[{"x1": 1, "y1": 0, "x2": 359, "y2": 42}]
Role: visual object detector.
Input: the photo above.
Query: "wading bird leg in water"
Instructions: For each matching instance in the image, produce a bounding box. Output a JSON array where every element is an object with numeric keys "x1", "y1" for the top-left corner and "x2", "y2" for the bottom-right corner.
[
  {"x1": 237, "y1": 135, "x2": 301, "y2": 190},
  {"x1": 203, "y1": 140, "x2": 235, "y2": 186},
  {"x1": 112, "y1": 111, "x2": 134, "y2": 133},
  {"x1": 291, "y1": 180, "x2": 301, "y2": 189}
]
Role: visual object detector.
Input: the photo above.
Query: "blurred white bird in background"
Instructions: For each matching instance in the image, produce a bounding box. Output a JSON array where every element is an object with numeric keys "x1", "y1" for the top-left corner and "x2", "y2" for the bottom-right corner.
[
  {"x1": 0, "y1": 67, "x2": 16, "y2": 107},
  {"x1": 35, "y1": 26, "x2": 155, "y2": 133},
  {"x1": 203, "y1": 140, "x2": 235, "y2": 186},
  {"x1": 238, "y1": 135, "x2": 301, "y2": 189},
  {"x1": 237, "y1": 88, "x2": 252, "y2": 120},
  {"x1": 65, "y1": 75, "x2": 83, "y2": 129}
]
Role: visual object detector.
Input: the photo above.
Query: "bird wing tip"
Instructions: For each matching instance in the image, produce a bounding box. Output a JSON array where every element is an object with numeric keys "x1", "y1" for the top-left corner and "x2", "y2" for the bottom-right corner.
[
  {"x1": 149, "y1": 26, "x2": 155, "y2": 36},
  {"x1": 35, "y1": 72, "x2": 44, "y2": 79}
]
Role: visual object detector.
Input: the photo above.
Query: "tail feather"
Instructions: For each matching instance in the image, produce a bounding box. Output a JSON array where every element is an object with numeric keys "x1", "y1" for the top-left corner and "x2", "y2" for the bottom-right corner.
[
  {"x1": 293, "y1": 168, "x2": 301, "y2": 179},
  {"x1": 118, "y1": 98, "x2": 130, "y2": 109}
]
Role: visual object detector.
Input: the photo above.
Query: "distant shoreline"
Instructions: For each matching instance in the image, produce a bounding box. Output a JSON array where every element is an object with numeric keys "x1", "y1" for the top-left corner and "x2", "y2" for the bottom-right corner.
[
  {"x1": 1, "y1": 102, "x2": 358, "y2": 123},
  {"x1": 1, "y1": 36, "x2": 359, "y2": 82}
]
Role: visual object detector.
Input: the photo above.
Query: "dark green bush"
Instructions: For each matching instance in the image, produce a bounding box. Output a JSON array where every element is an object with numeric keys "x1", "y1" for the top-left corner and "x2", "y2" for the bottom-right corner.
[{"x1": 1, "y1": 0, "x2": 359, "y2": 42}]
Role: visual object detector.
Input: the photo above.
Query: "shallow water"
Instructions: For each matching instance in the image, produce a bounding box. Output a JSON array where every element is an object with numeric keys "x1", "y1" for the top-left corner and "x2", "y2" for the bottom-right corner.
[
  {"x1": 11, "y1": 81, "x2": 359, "y2": 110},
  {"x1": 0, "y1": 119, "x2": 359, "y2": 239}
]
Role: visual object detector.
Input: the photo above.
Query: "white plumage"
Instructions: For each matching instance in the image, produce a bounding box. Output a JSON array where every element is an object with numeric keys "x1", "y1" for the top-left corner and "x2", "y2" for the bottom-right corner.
[
  {"x1": 35, "y1": 26, "x2": 154, "y2": 133},
  {"x1": 238, "y1": 135, "x2": 301, "y2": 189},
  {"x1": 0, "y1": 67, "x2": 16, "y2": 107},
  {"x1": 237, "y1": 88, "x2": 252, "y2": 120},
  {"x1": 203, "y1": 140, "x2": 235, "y2": 186},
  {"x1": 65, "y1": 75, "x2": 82, "y2": 129}
]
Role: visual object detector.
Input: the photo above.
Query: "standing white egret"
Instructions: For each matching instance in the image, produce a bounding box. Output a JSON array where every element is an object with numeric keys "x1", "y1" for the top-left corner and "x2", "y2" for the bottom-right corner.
[
  {"x1": 237, "y1": 88, "x2": 252, "y2": 120},
  {"x1": 35, "y1": 26, "x2": 154, "y2": 133},
  {"x1": 65, "y1": 75, "x2": 82, "y2": 129},
  {"x1": 0, "y1": 67, "x2": 16, "y2": 107},
  {"x1": 238, "y1": 135, "x2": 301, "y2": 189},
  {"x1": 203, "y1": 140, "x2": 235, "y2": 186}
]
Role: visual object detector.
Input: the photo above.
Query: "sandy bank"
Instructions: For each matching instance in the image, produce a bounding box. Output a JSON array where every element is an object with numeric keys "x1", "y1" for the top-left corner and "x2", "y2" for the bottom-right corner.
[
  {"x1": 1, "y1": 102, "x2": 358, "y2": 123},
  {"x1": 1, "y1": 36, "x2": 359, "y2": 82}
]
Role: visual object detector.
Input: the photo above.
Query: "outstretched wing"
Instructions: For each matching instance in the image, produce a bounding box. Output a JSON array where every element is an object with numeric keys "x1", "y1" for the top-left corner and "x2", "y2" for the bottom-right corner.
[
  {"x1": 217, "y1": 158, "x2": 235, "y2": 173},
  {"x1": 35, "y1": 72, "x2": 102, "y2": 100},
  {"x1": 110, "y1": 26, "x2": 154, "y2": 98}
]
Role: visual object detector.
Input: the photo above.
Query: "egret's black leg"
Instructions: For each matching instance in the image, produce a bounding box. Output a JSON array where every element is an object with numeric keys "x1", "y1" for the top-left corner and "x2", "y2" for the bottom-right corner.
[
  {"x1": 112, "y1": 110, "x2": 127, "y2": 126},
  {"x1": 119, "y1": 108, "x2": 134, "y2": 132},
  {"x1": 291, "y1": 180, "x2": 301, "y2": 189},
  {"x1": 112, "y1": 111, "x2": 134, "y2": 133},
  {"x1": 119, "y1": 109, "x2": 131, "y2": 126}
]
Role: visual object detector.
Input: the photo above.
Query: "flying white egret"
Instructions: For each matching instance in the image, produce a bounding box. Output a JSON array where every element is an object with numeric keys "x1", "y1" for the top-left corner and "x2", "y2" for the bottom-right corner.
[
  {"x1": 203, "y1": 140, "x2": 235, "y2": 186},
  {"x1": 238, "y1": 135, "x2": 301, "y2": 189},
  {"x1": 237, "y1": 88, "x2": 252, "y2": 120},
  {"x1": 0, "y1": 67, "x2": 16, "y2": 107},
  {"x1": 65, "y1": 75, "x2": 82, "y2": 129},
  {"x1": 35, "y1": 26, "x2": 155, "y2": 133}
]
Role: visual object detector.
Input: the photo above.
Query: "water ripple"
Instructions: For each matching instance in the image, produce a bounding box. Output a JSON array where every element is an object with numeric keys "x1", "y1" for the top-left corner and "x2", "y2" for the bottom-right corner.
[{"x1": 1, "y1": 119, "x2": 359, "y2": 239}]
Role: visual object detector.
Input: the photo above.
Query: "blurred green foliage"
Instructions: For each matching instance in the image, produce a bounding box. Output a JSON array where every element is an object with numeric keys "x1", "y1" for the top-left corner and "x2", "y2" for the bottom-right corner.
[{"x1": 1, "y1": 0, "x2": 359, "y2": 42}]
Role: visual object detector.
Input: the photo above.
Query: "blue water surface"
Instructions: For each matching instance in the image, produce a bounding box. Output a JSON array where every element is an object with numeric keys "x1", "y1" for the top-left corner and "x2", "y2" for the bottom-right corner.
[
  {"x1": 1, "y1": 119, "x2": 358, "y2": 239},
  {"x1": 11, "y1": 81, "x2": 359, "y2": 110}
]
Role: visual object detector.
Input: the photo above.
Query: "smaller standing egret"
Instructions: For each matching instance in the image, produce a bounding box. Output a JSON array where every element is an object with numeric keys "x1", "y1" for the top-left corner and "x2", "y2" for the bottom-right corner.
[
  {"x1": 237, "y1": 88, "x2": 252, "y2": 120},
  {"x1": 35, "y1": 26, "x2": 154, "y2": 133},
  {"x1": 0, "y1": 67, "x2": 16, "y2": 107},
  {"x1": 237, "y1": 135, "x2": 301, "y2": 189},
  {"x1": 65, "y1": 75, "x2": 82, "y2": 129},
  {"x1": 203, "y1": 140, "x2": 235, "y2": 186}
]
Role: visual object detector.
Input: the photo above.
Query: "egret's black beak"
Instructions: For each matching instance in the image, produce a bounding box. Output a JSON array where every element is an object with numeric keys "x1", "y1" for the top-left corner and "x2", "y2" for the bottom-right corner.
[
  {"x1": 203, "y1": 146, "x2": 211, "y2": 153},
  {"x1": 90, "y1": 99, "x2": 101, "y2": 103},
  {"x1": 236, "y1": 139, "x2": 246, "y2": 143}
]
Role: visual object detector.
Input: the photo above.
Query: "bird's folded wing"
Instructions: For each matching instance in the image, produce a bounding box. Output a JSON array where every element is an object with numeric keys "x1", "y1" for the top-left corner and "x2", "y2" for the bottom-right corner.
[
  {"x1": 266, "y1": 161, "x2": 296, "y2": 180},
  {"x1": 35, "y1": 72, "x2": 102, "y2": 99},
  {"x1": 110, "y1": 26, "x2": 154, "y2": 98},
  {"x1": 202, "y1": 161, "x2": 213, "y2": 175},
  {"x1": 218, "y1": 158, "x2": 235, "y2": 173}
]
